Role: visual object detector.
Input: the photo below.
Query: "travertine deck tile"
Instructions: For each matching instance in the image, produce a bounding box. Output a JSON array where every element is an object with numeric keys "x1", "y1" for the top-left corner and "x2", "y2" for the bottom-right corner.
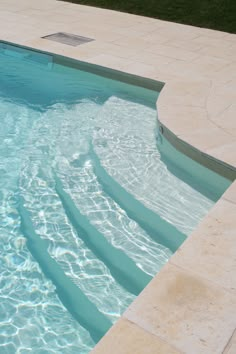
[
  {"x1": 222, "y1": 180, "x2": 236, "y2": 204},
  {"x1": 147, "y1": 43, "x2": 200, "y2": 61},
  {"x1": 91, "y1": 318, "x2": 182, "y2": 354},
  {"x1": 123, "y1": 61, "x2": 157, "y2": 76},
  {"x1": 224, "y1": 330, "x2": 236, "y2": 354},
  {"x1": 124, "y1": 263, "x2": 236, "y2": 354},
  {"x1": 213, "y1": 104, "x2": 236, "y2": 134},
  {"x1": 170, "y1": 199, "x2": 236, "y2": 293},
  {"x1": 211, "y1": 62, "x2": 236, "y2": 84},
  {"x1": 157, "y1": 78, "x2": 211, "y2": 107},
  {"x1": 85, "y1": 54, "x2": 134, "y2": 70},
  {"x1": 112, "y1": 36, "x2": 152, "y2": 50},
  {"x1": 157, "y1": 105, "x2": 211, "y2": 136},
  {"x1": 197, "y1": 43, "x2": 236, "y2": 59},
  {"x1": 178, "y1": 127, "x2": 232, "y2": 152},
  {"x1": 164, "y1": 38, "x2": 205, "y2": 52},
  {"x1": 192, "y1": 35, "x2": 235, "y2": 48},
  {"x1": 206, "y1": 141, "x2": 236, "y2": 167}
]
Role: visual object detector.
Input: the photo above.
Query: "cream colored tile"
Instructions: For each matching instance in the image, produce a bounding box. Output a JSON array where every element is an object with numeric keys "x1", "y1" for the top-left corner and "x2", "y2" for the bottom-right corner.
[
  {"x1": 222, "y1": 181, "x2": 236, "y2": 204},
  {"x1": 156, "y1": 27, "x2": 200, "y2": 41},
  {"x1": 125, "y1": 263, "x2": 236, "y2": 354},
  {"x1": 130, "y1": 51, "x2": 175, "y2": 67},
  {"x1": 85, "y1": 54, "x2": 134, "y2": 70},
  {"x1": 0, "y1": 11, "x2": 29, "y2": 24},
  {"x1": 155, "y1": 20, "x2": 201, "y2": 37},
  {"x1": 197, "y1": 43, "x2": 236, "y2": 60},
  {"x1": 17, "y1": 8, "x2": 48, "y2": 19},
  {"x1": 42, "y1": 12, "x2": 80, "y2": 24},
  {"x1": 27, "y1": 1, "x2": 66, "y2": 11},
  {"x1": 165, "y1": 38, "x2": 205, "y2": 52},
  {"x1": 178, "y1": 127, "x2": 232, "y2": 152},
  {"x1": 157, "y1": 105, "x2": 211, "y2": 136},
  {"x1": 134, "y1": 31, "x2": 169, "y2": 45},
  {"x1": 211, "y1": 62, "x2": 236, "y2": 84},
  {"x1": 147, "y1": 43, "x2": 200, "y2": 61},
  {"x1": 206, "y1": 140, "x2": 236, "y2": 168},
  {"x1": 222, "y1": 33, "x2": 236, "y2": 44},
  {"x1": 96, "y1": 42, "x2": 140, "y2": 59},
  {"x1": 121, "y1": 22, "x2": 163, "y2": 35},
  {"x1": 192, "y1": 55, "x2": 231, "y2": 72},
  {"x1": 158, "y1": 78, "x2": 211, "y2": 107},
  {"x1": 171, "y1": 199, "x2": 236, "y2": 293},
  {"x1": 112, "y1": 36, "x2": 152, "y2": 50},
  {"x1": 224, "y1": 330, "x2": 236, "y2": 354},
  {"x1": 86, "y1": 29, "x2": 123, "y2": 42},
  {"x1": 206, "y1": 93, "x2": 236, "y2": 122},
  {"x1": 68, "y1": 24, "x2": 123, "y2": 42},
  {"x1": 213, "y1": 104, "x2": 236, "y2": 134},
  {"x1": 91, "y1": 318, "x2": 181, "y2": 354},
  {"x1": 47, "y1": 2, "x2": 88, "y2": 16},
  {"x1": 161, "y1": 60, "x2": 204, "y2": 79},
  {"x1": 0, "y1": 2, "x2": 29, "y2": 12},
  {"x1": 193, "y1": 35, "x2": 235, "y2": 49},
  {"x1": 122, "y1": 62, "x2": 156, "y2": 77},
  {"x1": 166, "y1": 55, "x2": 231, "y2": 79}
]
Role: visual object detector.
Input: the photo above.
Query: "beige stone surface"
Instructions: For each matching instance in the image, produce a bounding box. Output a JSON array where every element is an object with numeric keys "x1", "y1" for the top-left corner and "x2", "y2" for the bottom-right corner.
[
  {"x1": 222, "y1": 180, "x2": 236, "y2": 204},
  {"x1": 206, "y1": 141, "x2": 236, "y2": 167},
  {"x1": 157, "y1": 104, "x2": 212, "y2": 136},
  {"x1": 224, "y1": 330, "x2": 236, "y2": 354},
  {"x1": 91, "y1": 318, "x2": 182, "y2": 354},
  {"x1": 124, "y1": 263, "x2": 236, "y2": 354},
  {"x1": 178, "y1": 127, "x2": 232, "y2": 152},
  {"x1": 170, "y1": 199, "x2": 236, "y2": 293}
]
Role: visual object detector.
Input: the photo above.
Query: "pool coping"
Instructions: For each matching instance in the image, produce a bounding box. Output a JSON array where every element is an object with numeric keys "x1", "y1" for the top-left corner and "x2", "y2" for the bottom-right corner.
[{"x1": 1, "y1": 1, "x2": 236, "y2": 353}]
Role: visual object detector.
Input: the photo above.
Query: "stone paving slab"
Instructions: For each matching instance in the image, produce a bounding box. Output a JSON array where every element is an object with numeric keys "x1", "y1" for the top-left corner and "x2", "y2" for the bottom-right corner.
[
  {"x1": 170, "y1": 195, "x2": 236, "y2": 294},
  {"x1": 124, "y1": 263, "x2": 236, "y2": 354},
  {"x1": 224, "y1": 330, "x2": 236, "y2": 354},
  {"x1": 92, "y1": 318, "x2": 182, "y2": 354},
  {"x1": 0, "y1": 1, "x2": 235, "y2": 353}
]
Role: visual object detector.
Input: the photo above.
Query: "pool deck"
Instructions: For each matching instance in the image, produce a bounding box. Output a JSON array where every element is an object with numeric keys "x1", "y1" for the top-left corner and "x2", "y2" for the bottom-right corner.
[{"x1": 1, "y1": 0, "x2": 236, "y2": 353}]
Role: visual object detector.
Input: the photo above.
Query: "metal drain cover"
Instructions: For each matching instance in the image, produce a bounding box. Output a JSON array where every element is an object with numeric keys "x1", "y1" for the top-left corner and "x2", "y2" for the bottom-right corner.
[{"x1": 42, "y1": 32, "x2": 94, "y2": 46}]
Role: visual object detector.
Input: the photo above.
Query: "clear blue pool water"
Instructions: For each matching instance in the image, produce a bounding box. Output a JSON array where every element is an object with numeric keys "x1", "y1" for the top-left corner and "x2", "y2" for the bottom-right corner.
[{"x1": 0, "y1": 43, "x2": 231, "y2": 353}]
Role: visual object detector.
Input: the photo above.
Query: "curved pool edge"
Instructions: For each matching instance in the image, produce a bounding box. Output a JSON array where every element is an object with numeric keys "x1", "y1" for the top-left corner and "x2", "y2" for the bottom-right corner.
[
  {"x1": 90, "y1": 84, "x2": 236, "y2": 352},
  {"x1": 157, "y1": 121, "x2": 236, "y2": 182},
  {"x1": 1, "y1": 2, "x2": 236, "y2": 352},
  {"x1": 157, "y1": 78, "x2": 236, "y2": 174}
]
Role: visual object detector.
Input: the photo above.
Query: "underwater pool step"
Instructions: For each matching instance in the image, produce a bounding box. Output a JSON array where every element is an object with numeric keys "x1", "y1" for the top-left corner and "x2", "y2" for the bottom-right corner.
[
  {"x1": 18, "y1": 197, "x2": 112, "y2": 343},
  {"x1": 54, "y1": 174, "x2": 152, "y2": 296},
  {"x1": 89, "y1": 144, "x2": 186, "y2": 253}
]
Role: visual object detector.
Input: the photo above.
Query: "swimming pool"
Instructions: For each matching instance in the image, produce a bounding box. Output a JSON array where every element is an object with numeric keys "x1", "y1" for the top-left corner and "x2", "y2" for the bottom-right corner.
[{"x1": 0, "y1": 42, "x2": 231, "y2": 353}]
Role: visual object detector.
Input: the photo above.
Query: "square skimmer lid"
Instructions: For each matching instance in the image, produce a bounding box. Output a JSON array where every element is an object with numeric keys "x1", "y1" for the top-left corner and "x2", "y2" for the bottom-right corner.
[{"x1": 42, "y1": 32, "x2": 94, "y2": 46}]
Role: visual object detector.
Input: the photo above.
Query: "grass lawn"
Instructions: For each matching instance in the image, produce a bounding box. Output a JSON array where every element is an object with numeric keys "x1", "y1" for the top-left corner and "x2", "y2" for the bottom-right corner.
[{"x1": 62, "y1": 0, "x2": 236, "y2": 33}]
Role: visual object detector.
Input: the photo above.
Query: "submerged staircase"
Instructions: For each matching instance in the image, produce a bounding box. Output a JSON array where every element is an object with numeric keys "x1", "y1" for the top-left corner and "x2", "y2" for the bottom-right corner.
[
  {"x1": 18, "y1": 147, "x2": 185, "y2": 343},
  {"x1": 16, "y1": 97, "x2": 186, "y2": 344}
]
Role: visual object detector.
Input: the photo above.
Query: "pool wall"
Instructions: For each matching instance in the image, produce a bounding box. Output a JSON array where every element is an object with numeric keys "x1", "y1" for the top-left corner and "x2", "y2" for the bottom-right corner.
[{"x1": 1, "y1": 2, "x2": 236, "y2": 353}]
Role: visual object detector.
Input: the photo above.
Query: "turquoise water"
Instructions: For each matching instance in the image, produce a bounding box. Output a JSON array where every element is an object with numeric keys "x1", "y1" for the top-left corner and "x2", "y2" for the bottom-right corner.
[{"x1": 0, "y1": 43, "x2": 231, "y2": 353}]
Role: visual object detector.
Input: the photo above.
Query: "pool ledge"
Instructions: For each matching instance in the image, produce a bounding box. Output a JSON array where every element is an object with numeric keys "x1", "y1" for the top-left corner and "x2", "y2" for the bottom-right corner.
[{"x1": 1, "y1": 1, "x2": 236, "y2": 353}]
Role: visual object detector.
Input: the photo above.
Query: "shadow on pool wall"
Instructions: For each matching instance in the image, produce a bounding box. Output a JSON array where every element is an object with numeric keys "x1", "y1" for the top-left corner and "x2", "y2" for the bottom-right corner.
[{"x1": 156, "y1": 123, "x2": 232, "y2": 202}]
